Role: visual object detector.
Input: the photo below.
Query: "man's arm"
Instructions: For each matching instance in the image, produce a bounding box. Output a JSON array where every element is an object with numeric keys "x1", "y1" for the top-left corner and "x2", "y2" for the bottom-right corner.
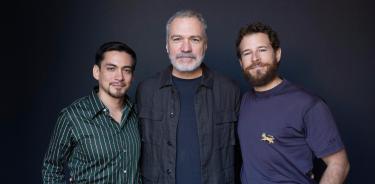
[
  {"x1": 42, "y1": 112, "x2": 73, "y2": 184},
  {"x1": 319, "y1": 149, "x2": 350, "y2": 184}
]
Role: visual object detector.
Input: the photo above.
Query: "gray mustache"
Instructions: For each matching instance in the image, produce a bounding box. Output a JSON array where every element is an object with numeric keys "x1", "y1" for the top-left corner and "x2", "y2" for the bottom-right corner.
[{"x1": 176, "y1": 53, "x2": 196, "y2": 59}]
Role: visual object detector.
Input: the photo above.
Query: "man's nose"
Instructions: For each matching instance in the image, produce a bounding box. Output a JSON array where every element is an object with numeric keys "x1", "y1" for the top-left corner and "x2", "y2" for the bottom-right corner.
[
  {"x1": 181, "y1": 40, "x2": 192, "y2": 52},
  {"x1": 114, "y1": 69, "x2": 124, "y2": 80},
  {"x1": 251, "y1": 51, "x2": 260, "y2": 62}
]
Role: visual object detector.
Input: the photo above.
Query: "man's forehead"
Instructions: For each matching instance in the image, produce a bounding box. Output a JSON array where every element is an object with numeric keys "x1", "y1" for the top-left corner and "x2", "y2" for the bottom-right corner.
[
  {"x1": 170, "y1": 34, "x2": 204, "y2": 38},
  {"x1": 241, "y1": 34, "x2": 271, "y2": 46},
  {"x1": 100, "y1": 52, "x2": 134, "y2": 66},
  {"x1": 169, "y1": 18, "x2": 204, "y2": 29}
]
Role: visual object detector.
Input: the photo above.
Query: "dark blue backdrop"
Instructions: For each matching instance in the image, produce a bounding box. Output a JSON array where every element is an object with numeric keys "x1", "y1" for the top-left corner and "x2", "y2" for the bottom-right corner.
[{"x1": 4, "y1": 0, "x2": 374, "y2": 183}]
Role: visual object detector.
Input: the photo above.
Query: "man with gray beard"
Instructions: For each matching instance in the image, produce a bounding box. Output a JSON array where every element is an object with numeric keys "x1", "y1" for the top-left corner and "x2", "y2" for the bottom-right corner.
[{"x1": 136, "y1": 10, "x2": 241, "y2": 184}]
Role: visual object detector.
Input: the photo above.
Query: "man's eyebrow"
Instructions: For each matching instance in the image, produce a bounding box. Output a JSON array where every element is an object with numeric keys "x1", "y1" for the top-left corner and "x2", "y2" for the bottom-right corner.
[
  {"x1": 122, "y1": 66, "x2": 133, "y2": 69},
  {"x1": 105, "y1": 64, "x2": 116, "y2": 67},
  {"x1": 241, "y1": 49, "x2": 251, "y2": 53}
]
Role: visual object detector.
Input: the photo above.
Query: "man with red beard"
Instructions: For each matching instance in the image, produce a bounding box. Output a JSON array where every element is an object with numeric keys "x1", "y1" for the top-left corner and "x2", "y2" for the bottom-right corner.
[
  {"x1": 236, "y1": 22, "x2": 350, "y2": 184},
  {"x1": 136, "y1": 10, "x2": 241, "y2": 184},
  {"x1": 42, "y1": 42, "x2": 141, "y2": 183}
]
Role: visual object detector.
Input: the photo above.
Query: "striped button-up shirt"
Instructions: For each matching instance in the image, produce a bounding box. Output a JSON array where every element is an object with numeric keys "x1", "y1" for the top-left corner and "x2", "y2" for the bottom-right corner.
[{"x1": 42, "y1": 88, "x2": 141, "y2": 184}]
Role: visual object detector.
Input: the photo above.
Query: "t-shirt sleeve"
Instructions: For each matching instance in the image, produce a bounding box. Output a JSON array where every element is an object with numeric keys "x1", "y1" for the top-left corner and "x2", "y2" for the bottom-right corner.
[{"x1": 304, "y1": 100, "x2": 344, "y2": 158}]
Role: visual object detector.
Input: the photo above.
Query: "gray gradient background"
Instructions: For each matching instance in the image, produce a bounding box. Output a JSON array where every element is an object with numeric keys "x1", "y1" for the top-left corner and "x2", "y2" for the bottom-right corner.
[{"x1": 3, "y1": 0, "x2": 374, "y2": 183}]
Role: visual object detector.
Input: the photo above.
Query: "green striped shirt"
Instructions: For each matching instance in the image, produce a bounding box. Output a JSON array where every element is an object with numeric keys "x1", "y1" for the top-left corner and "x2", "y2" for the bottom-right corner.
[{"x1": 42, "y1": 88, "x2": 141, "y2": 184}]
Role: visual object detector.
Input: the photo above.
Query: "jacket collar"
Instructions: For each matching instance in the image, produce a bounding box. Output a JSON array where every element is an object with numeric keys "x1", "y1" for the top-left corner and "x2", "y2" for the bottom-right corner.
[{"x1": 159, "y1": 63, "x2": 214, "y2": 89}]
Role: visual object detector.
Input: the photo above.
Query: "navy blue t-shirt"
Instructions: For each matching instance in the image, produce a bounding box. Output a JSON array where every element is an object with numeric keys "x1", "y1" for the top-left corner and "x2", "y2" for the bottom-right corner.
[
  {"x1": 238, "y1": 79, "x2": 344, "y2": 184},
  {"x1": 173, "y1": 76, "x2": 202, "y2": 184}
]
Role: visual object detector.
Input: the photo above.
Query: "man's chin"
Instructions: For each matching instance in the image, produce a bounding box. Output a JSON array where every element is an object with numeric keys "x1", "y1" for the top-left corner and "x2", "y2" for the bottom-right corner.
[
  {"x1": 109, "y1": 93, "x2": 125, "y2": 99},
  {"x1": 173, "y1": 61, "x2": 203, "y2": 72},
  {"x1": 109, "y1": 89, "x2": 127, "y2": 98},
  {"x1": 249, "y1": 74, "x2": 278, "y2": 87},
  {"x1": 173, "y1": 64, "x2": 198, "y2": 72}
]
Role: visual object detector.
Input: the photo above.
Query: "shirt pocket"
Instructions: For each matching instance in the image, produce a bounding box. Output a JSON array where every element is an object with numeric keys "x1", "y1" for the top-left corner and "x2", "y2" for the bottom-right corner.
[{"x1": 214, "y1": 110, "x2": 238, "y2": 149}]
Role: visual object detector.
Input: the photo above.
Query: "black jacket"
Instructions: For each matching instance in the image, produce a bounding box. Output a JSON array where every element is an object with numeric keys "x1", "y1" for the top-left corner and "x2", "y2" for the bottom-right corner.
[{"x1": 136, "y1": 64, "x2": 241, "y2": 184}]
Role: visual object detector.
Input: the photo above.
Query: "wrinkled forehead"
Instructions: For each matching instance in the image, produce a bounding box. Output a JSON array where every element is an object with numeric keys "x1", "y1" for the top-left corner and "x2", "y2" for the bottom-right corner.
[{"x1": 168, "y1": 17, "x2": 207, "y2": 38}]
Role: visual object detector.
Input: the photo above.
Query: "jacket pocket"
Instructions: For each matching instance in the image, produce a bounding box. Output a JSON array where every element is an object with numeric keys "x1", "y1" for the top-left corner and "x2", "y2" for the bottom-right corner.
[
  {"x1": 141, "y1": 164, "x2": 160, "y2": 184},
  {"x1": 139, "y1": 107, "x2": 163, "y2": 121},
  {"x1": 214, "y1": 110, "x2": 237, "y2": 149},
  {"x1": 214, "y1": 110, "x2": 238, "y2": 124},
  {"x1": 138, "y1": 107, "x2": 164, "y2": 146}
]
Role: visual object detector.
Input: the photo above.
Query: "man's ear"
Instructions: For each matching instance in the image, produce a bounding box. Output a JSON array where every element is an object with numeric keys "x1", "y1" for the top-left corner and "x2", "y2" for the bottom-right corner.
[
  {"x1": 204, "y1": 39, "x2": 208, "y2": 51},
  {"x1": 93, "y1": 65, "x2": 100, "y2": 80},
  {"x1": 276, "y1": 48, "x2": 282, "y2": 63},
  {"x1": 238, "y1": 59, "x2": 243, "y2": 68}
]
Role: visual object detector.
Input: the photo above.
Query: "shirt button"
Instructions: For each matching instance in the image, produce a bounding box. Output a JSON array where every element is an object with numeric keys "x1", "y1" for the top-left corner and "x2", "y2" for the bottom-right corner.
[
  {"x1": 123, "y1": 170, "x2": 127, "y2": 174},
  {"x1": 170, "y1": 112, "x2": 174, "y2": 118},
  {"x1": 167, "y1": 169, "x2": 172, "y2": 174},
  {"x1": 167, "y1": 141, "x2": 172, "y2": 146},
  {"x1": 123, "y1": 149, "x2": 127, "y2": 153}
]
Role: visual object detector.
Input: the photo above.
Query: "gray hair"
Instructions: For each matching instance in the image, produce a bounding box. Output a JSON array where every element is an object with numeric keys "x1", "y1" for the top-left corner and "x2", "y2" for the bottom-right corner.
[{"x1": 166, "y1": 9, "x2": 207, "y2": 41}]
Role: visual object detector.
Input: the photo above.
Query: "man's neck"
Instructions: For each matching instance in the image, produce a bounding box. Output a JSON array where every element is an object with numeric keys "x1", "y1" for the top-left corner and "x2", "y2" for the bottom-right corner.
[
  {"x1": 172, "y1": 67, "x2": 203, "y2": 79},
  {"x1": 97, "y1": 91, "x2": 125, "y2": 112},
  {"x1": 254, "y1": 76, "x2": 283, "y2": 92}
]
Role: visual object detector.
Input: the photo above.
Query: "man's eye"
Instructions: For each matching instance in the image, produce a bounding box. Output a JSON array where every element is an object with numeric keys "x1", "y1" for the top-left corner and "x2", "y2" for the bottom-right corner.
[
  {"x1": 259, "y1": 48, "x2": 267, "y2": 52},
  {"x1": 242, "y1": 52, "x2": 250, "y2": 56},
  {"x1": 172, "y1": 37, "x2": 181, "y2": 42},
  {"x1": 124, "y1": 69, "x2": 132, "y2": 74},
  {"x1": 107, "y1": 67, "x2": 115, "y2": 71},
  {"x1": 192, "y1": 38, "x2": 201, "y2": 43}
]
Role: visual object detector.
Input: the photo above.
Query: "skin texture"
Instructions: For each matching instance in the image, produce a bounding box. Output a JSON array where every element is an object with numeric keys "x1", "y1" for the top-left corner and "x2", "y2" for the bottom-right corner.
[
  {"x1": 166, "y1": 17, "x2": 207, "y2": 79},
  {"x1": 238, "y1": 33, "x2": 282, "y2": 92},
  {"x1": 93, "y1": 50, "x2": 134, "y2": 123},
  {"x1": 320, "y1": 149, "x2": 350, "y2": 184}
]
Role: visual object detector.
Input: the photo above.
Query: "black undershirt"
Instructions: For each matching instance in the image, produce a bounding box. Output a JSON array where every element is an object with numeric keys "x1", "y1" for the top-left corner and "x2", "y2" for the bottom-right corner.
[{"x1": 173, "y1": 75, "x2": 202, "y2": 184}]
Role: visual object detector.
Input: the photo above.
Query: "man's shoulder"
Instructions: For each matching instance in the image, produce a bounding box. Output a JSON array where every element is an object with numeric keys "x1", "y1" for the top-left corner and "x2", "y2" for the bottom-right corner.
[
  {"x1": 283, "y1": 80, "x2": 324, "y2": 107},
  {"x1": 138, "y1": 72, "x2": 163, "y2": 88},
  {"x1": 59, "y1": 95, "x2": 93, "y2": 121},
  {"x1": 210, "y1": 70, "x2": 240, "y2": 90},
  {"x1": 136, "y1": 71, "x2": 165, "y2": 105}
]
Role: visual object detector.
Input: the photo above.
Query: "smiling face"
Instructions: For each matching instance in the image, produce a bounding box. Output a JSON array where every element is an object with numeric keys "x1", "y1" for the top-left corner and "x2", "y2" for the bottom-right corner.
[
  {"x1": 93, "y1": 51, "x2": 134, "y2": 99},
  {"x1": 166, "y1": 17, "x2": 207, "y2": 76},
  {"x1": 238, "y1": 33, "x2": 281, "y2": 87}
]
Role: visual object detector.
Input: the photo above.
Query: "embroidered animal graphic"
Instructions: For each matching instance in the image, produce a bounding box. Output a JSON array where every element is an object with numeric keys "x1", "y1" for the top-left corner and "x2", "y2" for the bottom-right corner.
[{"x1": 261, "y1": 133, "x2": 275, "y2": 144}]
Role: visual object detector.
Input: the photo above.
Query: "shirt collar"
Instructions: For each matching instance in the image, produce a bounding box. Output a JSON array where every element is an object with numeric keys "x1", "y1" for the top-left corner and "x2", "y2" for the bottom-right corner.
[
  {"x1": 87, "y1": 86, "x2": 134, "y2": 119},
  {"x1": 159, "y1": 63, "x2": 213, "y2": 89}
]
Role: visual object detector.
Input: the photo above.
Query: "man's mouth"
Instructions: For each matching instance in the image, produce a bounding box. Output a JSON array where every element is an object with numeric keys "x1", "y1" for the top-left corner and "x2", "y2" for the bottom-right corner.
[
  {"x1": 110, "y1": 83, "x2": 125, "y2": 87},
  {"x1": 176, "y1": 53, "x2": 196, "y2": 59},
  {"x1": 248, "y1": 63, "x2": 267, "y2": 70}
]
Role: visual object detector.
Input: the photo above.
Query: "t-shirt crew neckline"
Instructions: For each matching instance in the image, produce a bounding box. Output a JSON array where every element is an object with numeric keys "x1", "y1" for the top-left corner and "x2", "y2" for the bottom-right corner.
[{"x1": 252, "y1": 79, "x2": 288, "y2": 98}]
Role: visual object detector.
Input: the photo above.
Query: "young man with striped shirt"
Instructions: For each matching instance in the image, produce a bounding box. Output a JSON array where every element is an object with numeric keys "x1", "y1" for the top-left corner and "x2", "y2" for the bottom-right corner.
[{"x1": 42, "y1": 42, "x2": 141, "y2": 183}]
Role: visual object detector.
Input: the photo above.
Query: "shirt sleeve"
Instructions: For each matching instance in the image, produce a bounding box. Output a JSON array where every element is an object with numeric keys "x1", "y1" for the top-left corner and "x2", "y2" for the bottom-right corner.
[
  {"x1": 42, "y1": 110, "x2": 74, "y2": 184},
  {"x1": 304, "y1": 100, "x2": 344, "y2": 158}
]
